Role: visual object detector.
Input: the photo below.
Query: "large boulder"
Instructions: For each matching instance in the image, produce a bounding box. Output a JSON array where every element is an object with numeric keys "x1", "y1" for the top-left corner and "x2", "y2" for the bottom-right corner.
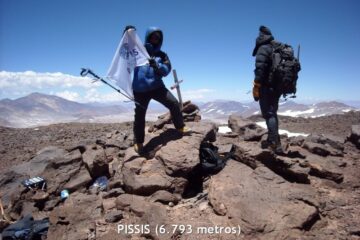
[
  {"x1": 148, "y1": 101, "x2": 202, "y2": 133},
  {"x1": 231, "y1": 141, "x2": 272, "y2": 169},
  {"x1": 3, "y1": 146, "x2": 88, "y2": 212},
  {"x1": 121, "y1": 151, "x2": 175, "y2": 196},
  {"x1": 304, "y1": 154, "x2": 345, "y2": 183},
  {"x1": 0, "y1": 147, "x2": 92, "y2": 223},
  {"x1": 232, "y1": 140, "x2": 345, "y2": 184},
  {"x1": 208, "y1": 160, "x2": 319, "y2": 235},
  {"x1": 115, "y1": 194, "x2": 171, "y2": 240},
  {"x1": 42, "y1": 149, "x2": 85, "y2": 194},
  {"x1": 63, "y1": 166, "x2": 92, "y2": 192},
  {"x1": 82, "y1": 144, "x2": 109, "y2": 178},
  {"x1": 303, "y1": 142, "x2": 332, "y2": 157},
  {"x1": 228, "y1": 115, "x2": 266, "y2": 141},
  {"x1": 156, "y1": 121, "x2": 216, "y2": 176},
  {"x1": 115, "y1": 194, "x2": 152, "y2": 217},
  {"x1": 0, "y1": 171, "x2": 27, "y2": 208},
  {"x1": 149, "y1": 190, "x2": 181, "y2": 204},
  {"x1": 48, "y1": 192, "x2": 103, "y2": 240},
  {"x1": 10, "y1": 146, "x2": 68, "y2": 177},
  {"x1": 120, "y1": 122, "x2": 215, "y2": 197},
  {"x1": 348, "y1": 125, "x2": 360, "y2": 149},
  {"x1": 104, "y1": 131, "x2": 132, "y2": 150},
  {"x1": 306, "y1": 134, "x2": 345, "y2": 151},
  {"x1": 303, "y1": 141, "x2": 343, "y2": 157}
]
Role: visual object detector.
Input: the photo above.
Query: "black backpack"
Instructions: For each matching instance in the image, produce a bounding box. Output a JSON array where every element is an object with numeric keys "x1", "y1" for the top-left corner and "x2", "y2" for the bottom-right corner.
[
  {"x1": 199, "y1": 142, "x2": 235, "y2": 174},
  {"x1": 2, "y1": 215, "x2": 49, "y2": 240},
  {"x1": 270, "y1": 41, "x2": 301, "y2": 98}
]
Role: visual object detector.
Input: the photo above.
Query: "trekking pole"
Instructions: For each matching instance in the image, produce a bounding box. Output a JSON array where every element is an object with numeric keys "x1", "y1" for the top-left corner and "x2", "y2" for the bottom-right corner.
[
  {"x1": 0, "y1": 197, "x2": 13, "y2": 223},
  {"x1": 80, "y1": 68, "x2": 145, "y2": 109},
  {"x1": 297, "y1": 44, "x2": 300, "y2": 61}
]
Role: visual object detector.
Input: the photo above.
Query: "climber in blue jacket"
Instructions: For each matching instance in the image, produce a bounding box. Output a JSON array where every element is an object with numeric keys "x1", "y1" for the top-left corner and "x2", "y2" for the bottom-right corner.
[{"x1": 127, "y1": 26, "x2": 190, "y2": 154}]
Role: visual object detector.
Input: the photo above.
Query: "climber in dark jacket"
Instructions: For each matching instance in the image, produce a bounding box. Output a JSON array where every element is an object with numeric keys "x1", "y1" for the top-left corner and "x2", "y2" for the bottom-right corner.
[
  {"x1": 129, "y1": 26, "x2": 190, "y2": 154},
  {"x1": 252, "y1": 25, "x2": 283, "y2": 153}
]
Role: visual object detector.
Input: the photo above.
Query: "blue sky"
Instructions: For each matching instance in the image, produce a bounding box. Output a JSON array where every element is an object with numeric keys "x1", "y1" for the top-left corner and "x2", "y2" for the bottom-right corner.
[{"x1": 0, "y1": 0, "x2": 359, "y2": 103}]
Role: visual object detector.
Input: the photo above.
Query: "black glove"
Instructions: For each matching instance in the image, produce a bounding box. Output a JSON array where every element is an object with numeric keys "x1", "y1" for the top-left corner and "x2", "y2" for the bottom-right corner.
[
  {"x1": 123, "y1": 25, "x2": 136, "y2": 34},
  {"x1": 149, "y1": 58, "x2": 158, "y2": 69}
]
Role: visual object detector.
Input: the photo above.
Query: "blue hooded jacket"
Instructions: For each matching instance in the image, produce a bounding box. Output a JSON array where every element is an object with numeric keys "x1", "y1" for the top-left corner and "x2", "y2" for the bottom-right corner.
[{"x1": 132, "y1": 27, "x2": 172, "y2": 92}]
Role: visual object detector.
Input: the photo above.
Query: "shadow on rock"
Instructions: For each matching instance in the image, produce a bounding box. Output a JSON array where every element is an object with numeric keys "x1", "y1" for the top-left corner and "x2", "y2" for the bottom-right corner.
[{"x1": 144, "y1": 128, "x2": 184, "y2": 158}]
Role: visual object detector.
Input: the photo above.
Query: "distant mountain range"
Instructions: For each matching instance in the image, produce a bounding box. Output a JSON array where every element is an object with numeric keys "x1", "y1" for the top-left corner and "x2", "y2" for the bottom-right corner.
[
  {"x1": 0, "y1": 93, "x2": 130, "y2": 128},
  {"x1": 200, "y1": 99, "x2": 358, "y2": 120},
  {"x1": 0, "y1": 93, "x2": 359, "y2": 127}
]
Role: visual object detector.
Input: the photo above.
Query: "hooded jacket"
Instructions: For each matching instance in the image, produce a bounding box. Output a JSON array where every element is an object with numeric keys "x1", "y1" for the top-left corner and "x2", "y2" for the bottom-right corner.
[
  {"x1": 253, "y1": 26, "x2": 274, "y2": 85},
  {"x1": 132, "y1": 27, "x2": 172, "y2": 92}
]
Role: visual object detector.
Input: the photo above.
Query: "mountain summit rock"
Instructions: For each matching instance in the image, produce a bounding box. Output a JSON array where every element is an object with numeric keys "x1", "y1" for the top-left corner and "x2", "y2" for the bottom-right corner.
[{"x1": 0, "y1": 113, "x2": 360, "y2": 239}]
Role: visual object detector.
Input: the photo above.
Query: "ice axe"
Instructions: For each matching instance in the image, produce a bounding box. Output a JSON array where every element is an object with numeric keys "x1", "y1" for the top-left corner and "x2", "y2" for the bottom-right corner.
[
  {"x1": 171, "y1": 69, "x2": 184, "y2": 110},
  {"x1": 80, "y1": 68, "x2": 145, "y2": 109}
]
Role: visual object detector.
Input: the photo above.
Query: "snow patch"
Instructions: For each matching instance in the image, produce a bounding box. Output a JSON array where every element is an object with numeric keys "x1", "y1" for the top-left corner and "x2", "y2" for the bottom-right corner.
[
  {"x1": 310, "y1": 114, "x2": 327, "y2": 118},
  {"x1": 218, "y1": 126, "x2": 232, "y2": 134},
  {"x1": 256, "y1": 121, "x2": 309, "y2": 137},
  {"x1": 205, "y1": 108, "x2": 215, "y2": 113},
  {"x1": 256, "y1": 121, "x2": 267, "y2": 129},
  {"x1": 279, "y1": 129, "x2": 309, "y2": 137},
  {"x1": 278, "y1": 108, "x2": 315, "y2": 117}
]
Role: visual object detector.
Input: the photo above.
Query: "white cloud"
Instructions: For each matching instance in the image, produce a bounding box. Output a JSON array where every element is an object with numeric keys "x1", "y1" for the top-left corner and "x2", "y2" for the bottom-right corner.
[
  {"x1": 0, "y1": 71, "x2": 215, "y2": 103},
  {"x1": 0, "y1": 70, "x2": 101, "y2": 90},
  {"x1": 55, "y1": 91, "x2": 80, "y2": 102},
  {"x1": 180, "y1": 88, "x2": 215, "y2": 100},
  {"x1": 52, "y1": 88, "x2": 127, "y2": 103},
  {"x1": 84, "y1": 88, "x2": 127, "y2": 103},
  {"x1": 0, "y1": 70, "x2": 116, "y2": 101}
]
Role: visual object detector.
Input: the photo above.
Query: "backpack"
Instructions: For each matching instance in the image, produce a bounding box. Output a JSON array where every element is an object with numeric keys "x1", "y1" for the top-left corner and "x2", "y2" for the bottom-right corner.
[
  {"x1": 2, "y1": 214, "x2": 49, "y2": 240},
  {"x1": 270, "y1": 41, "x2": 301, "y2": 98},
  {"x1": 199, "y1": 142, "x2": 235, "y2": 174}
]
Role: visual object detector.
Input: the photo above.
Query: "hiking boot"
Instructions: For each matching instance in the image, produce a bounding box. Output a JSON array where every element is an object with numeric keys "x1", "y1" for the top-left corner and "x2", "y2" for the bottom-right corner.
[
  {"x1": 134, "y1": 143, "x2": 144, "y2": 154},
  {"x1": 270, "y1": 142, "x2": 284, "y2": 155},
  {"x1": 261, "y1": 140, "x2": 284, "y2": 155},
  {"x1": 261, "y1": 140, "x2": 272, "y2": 149},
  {"x1": 178, "y1": 125, "x2": 192, "y2": 134}
]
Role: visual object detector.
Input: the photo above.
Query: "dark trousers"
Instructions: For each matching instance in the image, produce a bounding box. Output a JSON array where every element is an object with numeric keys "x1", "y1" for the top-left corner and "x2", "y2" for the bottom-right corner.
[
  {"x1": 133, "y1": 86, "x2": 185, "y2": 144},
  {"x1": 259, "y1": 87, "x2": 281, "y2": 144}
]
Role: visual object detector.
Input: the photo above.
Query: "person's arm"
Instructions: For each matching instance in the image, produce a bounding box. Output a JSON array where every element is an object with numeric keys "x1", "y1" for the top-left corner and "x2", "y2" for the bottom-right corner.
[
  {"x1": 254, "y1": 45, "x2": 272, "y2": 85},
  {"x1": 156, "y1": 52, "x2": 172, "y2": 77}
]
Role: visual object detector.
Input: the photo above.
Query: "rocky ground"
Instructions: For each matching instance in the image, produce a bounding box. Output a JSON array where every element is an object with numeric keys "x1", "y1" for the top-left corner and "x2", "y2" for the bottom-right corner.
[
  {"x1": 0, "y1": 122, "x2": 133, "y2": 172},
  {"x1": 0, "y1": 112, "x2": 360, "y2": 239},
  {"x1": 249, "y1": 111, "x2": 360, "y2": 138}
]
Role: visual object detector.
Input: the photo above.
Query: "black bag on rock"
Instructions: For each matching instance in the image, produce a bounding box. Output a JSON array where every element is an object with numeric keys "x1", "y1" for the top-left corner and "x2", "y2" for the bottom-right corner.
[
  {"x1": 1, "y1": 214, "x2": 49, "y2": 240},
  {"x1": 199, "y1": 142, "x2": 235, "y2": 174}
]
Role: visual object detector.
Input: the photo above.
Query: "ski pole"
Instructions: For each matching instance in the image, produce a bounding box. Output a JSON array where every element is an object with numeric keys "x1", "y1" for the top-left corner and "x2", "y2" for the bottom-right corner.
[
  {"x1": 297, "y1": 44, "x2": 301, "y2": 61},
  {"x1": 80, "y1": 68, "x2": 145, "y2": 109}
]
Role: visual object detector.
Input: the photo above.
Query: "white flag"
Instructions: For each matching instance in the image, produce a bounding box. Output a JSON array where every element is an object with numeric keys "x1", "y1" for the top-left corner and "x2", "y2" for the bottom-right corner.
[{"x1": 107, "y1": 29, "x2": 150, "y2": 99}]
